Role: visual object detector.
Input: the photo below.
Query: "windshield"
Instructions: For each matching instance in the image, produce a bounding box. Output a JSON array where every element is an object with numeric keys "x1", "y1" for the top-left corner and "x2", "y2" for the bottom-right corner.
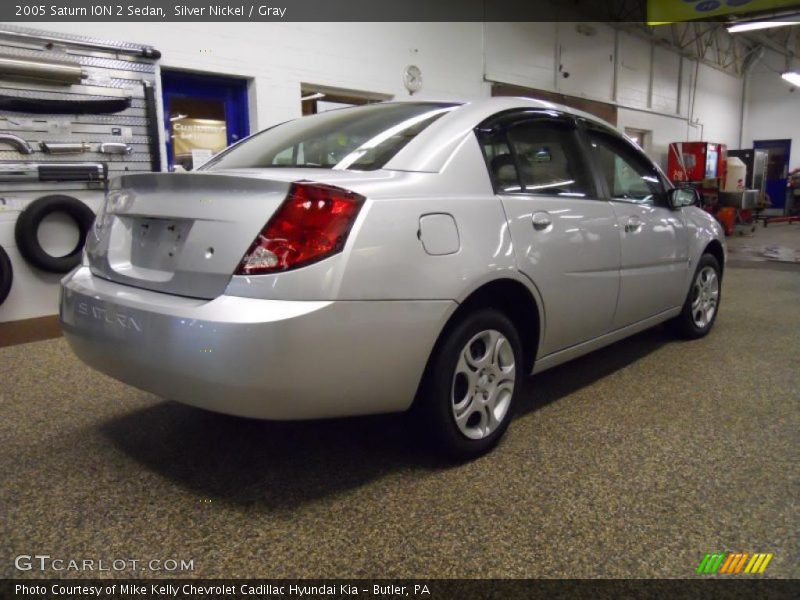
[{"x1": 203, "y1": 102, "x2": 459, "y2": 172}]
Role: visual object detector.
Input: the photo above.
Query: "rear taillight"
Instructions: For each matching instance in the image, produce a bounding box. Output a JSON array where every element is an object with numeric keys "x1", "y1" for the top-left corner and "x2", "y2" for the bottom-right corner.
[{"x1": 235, "y1": 182, "x2": 365, "y2": 275}]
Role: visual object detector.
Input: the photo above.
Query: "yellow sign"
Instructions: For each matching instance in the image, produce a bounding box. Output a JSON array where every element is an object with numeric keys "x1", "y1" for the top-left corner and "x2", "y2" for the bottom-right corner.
[
  {"x1": 647, "y1": 0, "x2": 799, "y2": 25},
  {"x1": 172, "y1": 118, "x2": 227, "y2": 158}
]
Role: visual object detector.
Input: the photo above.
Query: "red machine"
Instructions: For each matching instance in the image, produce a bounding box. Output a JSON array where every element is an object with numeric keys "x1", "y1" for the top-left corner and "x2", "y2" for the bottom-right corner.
[
  {"x1": 668, "y1": 142, "x2": 727, "y2": 184},
  {"x1": 667, "y1": 141, "x2": 735, "y2": 233}
]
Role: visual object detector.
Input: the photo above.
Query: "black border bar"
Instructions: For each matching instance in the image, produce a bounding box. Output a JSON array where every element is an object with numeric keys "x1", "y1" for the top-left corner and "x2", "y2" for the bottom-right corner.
[
  {"x1": 5, "y1": 0, "x2": 645, "y2": 23},
  {"x1": 3, "y1": 579, "x2": 800, "y2": 600},
  {"x1": 5, "y1": 0, "x2": 800, "y2": 23}
]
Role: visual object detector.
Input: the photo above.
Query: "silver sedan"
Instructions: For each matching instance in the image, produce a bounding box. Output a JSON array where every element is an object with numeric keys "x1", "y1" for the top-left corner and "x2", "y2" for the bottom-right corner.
[{"x1": 60, "y1": 98, "x2": 725, "y2": 458}]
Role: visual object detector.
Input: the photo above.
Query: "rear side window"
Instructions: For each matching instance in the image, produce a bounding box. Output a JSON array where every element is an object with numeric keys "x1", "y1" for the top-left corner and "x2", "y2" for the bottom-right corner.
[
  {"x1": 203, "y1": 102, "x2": 457, "y2": 172},
  {"x1": 479, "y1": 119, "x2": 594, "y2": 197},
  {"x1": 479, "y1": 134, "x2": 518, "y2": 192}
]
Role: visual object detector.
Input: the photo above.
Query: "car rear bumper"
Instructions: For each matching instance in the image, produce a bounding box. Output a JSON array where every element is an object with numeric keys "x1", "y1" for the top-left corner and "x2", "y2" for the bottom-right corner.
[{"x1": 60, "y1": 267, "x2": 452, "y2": 419}]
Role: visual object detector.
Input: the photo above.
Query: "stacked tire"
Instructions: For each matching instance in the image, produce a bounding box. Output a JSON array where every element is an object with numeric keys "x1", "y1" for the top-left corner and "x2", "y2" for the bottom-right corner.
[
  {"x1": 0, "y1": 244, "x2": 11, "y2": 306},
  {"x1": 14, "y1": 194, "x2": 95, "y2": 273},
  {"x1": 0, "y1": 194, "x2": 95, "y2": 308}
]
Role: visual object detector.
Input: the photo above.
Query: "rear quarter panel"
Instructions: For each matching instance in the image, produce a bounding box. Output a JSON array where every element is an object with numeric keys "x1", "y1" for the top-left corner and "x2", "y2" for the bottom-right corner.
[{"x1": 226, "y1": 133, "x2": 523, "y2": 303}]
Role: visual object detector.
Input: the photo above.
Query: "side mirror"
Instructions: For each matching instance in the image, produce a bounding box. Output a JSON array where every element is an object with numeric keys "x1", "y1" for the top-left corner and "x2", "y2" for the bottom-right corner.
[{"x1": 668, "y1": 187, "x2": 697, "y2": 210}]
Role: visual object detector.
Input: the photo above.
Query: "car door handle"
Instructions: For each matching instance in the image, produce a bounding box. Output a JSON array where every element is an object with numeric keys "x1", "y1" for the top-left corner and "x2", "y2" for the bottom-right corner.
[
  {"x1": 531, "y1": 212, "x2": 552, "y2": 231},
  {"x1": 624, "y1": 216, "x2": 642, "y2": 233}
]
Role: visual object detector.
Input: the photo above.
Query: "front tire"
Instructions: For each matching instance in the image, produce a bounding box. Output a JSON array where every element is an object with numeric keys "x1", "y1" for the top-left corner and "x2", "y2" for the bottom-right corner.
[
  {"x1": 416, "y1": 308, "x2": 523, "y2": 460},
  {"x1": 671, "y1": 253, "x2": 722, "y2": 339}
]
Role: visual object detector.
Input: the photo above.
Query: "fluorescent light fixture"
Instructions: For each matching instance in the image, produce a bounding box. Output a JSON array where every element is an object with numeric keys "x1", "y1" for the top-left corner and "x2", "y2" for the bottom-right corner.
[
  {"x1": 301, "y1": 92, "x2": 325, "y2": 101},
  {"x1": 727, "y1": 19, "x2": 799, "y2": 33},
  {"x1": 782, "y1": 71, "x2": 800, "y2": 86}
]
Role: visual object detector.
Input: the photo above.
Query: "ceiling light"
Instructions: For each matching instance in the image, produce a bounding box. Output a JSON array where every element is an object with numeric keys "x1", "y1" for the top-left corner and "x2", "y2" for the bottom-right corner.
[
  {"x1": 727, "y1": 19, "x2": 799, "y2": 33},
  {"x1": 781, "y1": 71, "x2": 800, "y2": 86},
  {"x1": 301, "y1": 92, "x2": 325, "y2": 101}
]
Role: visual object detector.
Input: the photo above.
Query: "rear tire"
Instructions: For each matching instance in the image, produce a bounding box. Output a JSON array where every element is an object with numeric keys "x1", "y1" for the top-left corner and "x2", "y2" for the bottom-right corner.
[
  {"x1": 416, "y1": 308, "x2": 523, "y2": 460},
  {"x1": 670, "y1": 253, "x2": 721, "y2": 339}
]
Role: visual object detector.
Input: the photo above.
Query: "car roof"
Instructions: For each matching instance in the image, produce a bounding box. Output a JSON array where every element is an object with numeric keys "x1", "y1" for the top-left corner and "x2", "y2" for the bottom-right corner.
[{"x1": 384, "y1": 96, "x2": 618, "y2": 173}]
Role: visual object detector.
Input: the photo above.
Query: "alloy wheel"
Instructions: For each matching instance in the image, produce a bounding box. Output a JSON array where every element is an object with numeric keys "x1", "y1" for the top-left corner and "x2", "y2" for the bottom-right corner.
[
  {"x1": 691, "y1": 265, "x2": 719, "y2": 328},
  {"x1": 451, "y1": 329, "x2": 516, "y2": 440}
]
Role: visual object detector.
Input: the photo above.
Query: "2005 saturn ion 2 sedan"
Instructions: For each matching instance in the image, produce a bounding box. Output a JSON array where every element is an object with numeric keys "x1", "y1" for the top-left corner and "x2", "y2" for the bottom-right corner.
[{"x1": 61, "y1": 97, "x2": 725, "y2": 458}]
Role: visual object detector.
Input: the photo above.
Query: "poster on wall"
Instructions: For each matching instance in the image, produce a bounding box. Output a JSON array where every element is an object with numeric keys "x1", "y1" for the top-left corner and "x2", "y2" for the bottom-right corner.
[{"x1": 171, "y1": 117, "x2": 227, "y2": 170}]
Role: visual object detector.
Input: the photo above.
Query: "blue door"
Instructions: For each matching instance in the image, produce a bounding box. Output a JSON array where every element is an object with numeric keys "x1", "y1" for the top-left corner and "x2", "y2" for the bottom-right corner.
[
  {"x1": 161, "y1": 70, "x2": 249, "y2": 171},
  {"x1": 754, "y1": 139, "x2": 791, "y2": 212}
]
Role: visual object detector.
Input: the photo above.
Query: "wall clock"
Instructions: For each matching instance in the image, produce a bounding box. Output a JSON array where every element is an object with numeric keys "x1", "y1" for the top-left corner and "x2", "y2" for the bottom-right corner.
[{"x1": 403, "y1": 65, "x2": 423, "y2": 94}]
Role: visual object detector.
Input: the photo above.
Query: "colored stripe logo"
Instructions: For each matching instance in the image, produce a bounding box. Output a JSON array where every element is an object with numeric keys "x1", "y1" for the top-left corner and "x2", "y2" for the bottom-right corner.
[{"x1": 697, "y1": 552, "x2": 773, "y2": 574}]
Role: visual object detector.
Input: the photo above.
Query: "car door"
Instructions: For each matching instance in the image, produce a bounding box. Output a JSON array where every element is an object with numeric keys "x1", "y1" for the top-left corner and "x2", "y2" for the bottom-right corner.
[
  {"x1": 476, "y1": 111, "x2": 621, "y2": 357},
  {"x1": 581, "y1": 122, "x2": 689, "y2": 328}
]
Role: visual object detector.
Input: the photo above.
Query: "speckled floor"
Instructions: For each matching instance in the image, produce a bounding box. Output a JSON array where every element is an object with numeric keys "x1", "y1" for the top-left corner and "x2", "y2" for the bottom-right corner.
[
  {"x1": 727, "y1": 222, "x2": 800, "y2": 266},
  {"x1": 1, "y1": 266, "x2": 798, "y2": 579}
]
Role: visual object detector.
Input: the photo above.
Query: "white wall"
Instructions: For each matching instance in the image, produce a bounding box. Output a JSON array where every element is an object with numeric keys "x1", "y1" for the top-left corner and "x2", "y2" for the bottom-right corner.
[
  {"x1": 556, "y1": 22, "x2": 616, "y2": 102},
  {"x1": 484, "y1": 22, "x2": 556, "y2": 91},
  {"x1": 690, "y1": 62, "x2": 744, "y2": 149},
  {"x1": 742, "y1": 49, "x2": 800, "y2": 168},
  {"x1": 32, "y1": 22, "x2": 488, "y2": 129},
  {"x1": 28, "y1": 21, "x2": 746, "y2": 168},
  {"x1": 616, "y1": 32, "x2": 652, "y2": 109},
  {"x1": 651, "y1": 46, "x2": 681, "y2": 115},
  {"x1": 483, "y1": 23, "x2": 743, "y2": 167},
  {"x1": 617, "y1": 109, "x2": 686, "y2": 168}
]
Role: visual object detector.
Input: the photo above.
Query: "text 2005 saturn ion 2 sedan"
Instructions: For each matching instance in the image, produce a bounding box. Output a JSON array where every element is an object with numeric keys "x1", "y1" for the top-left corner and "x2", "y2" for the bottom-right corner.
[{"x1": 61, "y1": 97, "x2": 725, "y2": 458}]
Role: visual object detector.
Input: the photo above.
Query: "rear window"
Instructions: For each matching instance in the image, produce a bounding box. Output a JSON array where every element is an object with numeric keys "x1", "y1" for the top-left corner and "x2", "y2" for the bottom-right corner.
[{"x1": 203, "y1": 102, "x2": 458, "y2": 172}]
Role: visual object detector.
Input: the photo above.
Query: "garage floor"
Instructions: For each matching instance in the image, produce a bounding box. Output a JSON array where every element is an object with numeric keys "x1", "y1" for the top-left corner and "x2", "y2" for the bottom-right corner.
[
  {"x1": 726, "y1": 222, "x2": 800, "y2": 267},
  {"x1": 2, "y1": 241, "x2": 798, "y2": 579}
]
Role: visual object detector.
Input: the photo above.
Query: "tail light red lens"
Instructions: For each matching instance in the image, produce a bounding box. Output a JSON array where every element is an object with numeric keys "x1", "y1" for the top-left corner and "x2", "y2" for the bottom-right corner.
[{"x1": 235, "y1": 182, "x2": 365, "y2": 275}]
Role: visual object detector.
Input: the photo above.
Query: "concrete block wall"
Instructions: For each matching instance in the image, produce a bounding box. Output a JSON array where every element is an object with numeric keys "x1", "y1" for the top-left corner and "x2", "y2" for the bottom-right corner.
[
  {"x1": 29, "y1": 22, "x2": 489, "y2": 129},
  {"x1": 742, "y1": 49, "x2": 800, "y2": 169},
  {"x1": 25, "y1": 21, "x2": 748, "y2": 170}
]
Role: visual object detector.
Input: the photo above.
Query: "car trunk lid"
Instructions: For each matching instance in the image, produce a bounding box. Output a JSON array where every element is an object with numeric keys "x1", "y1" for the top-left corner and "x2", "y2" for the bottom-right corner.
[{"x1": 86, "y1": 172, "x2": 293, "y2": 299}]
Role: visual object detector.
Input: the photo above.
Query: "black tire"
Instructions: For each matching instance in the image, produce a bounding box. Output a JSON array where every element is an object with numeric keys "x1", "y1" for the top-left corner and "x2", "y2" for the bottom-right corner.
[
  {"x1": 670, "y1": 253, "x2": 722, "y2": 339},
  {"x1": 0, "y1": 244, "x2": 12, "y2": 306},
  {"x1": 415, "y1": 308, "x2": 524, "y2": 460},
  {"x1": 14, "y1": 194, "x2": 95, "y2": 274}
]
